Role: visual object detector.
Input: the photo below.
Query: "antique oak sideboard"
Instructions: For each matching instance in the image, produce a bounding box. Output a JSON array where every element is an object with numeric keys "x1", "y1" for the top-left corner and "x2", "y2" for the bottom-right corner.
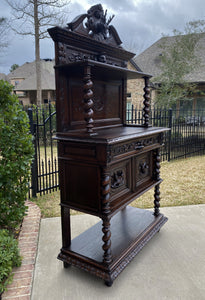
[{"x1": 48, "y1": 4, "x2": 168, "y2": 286}]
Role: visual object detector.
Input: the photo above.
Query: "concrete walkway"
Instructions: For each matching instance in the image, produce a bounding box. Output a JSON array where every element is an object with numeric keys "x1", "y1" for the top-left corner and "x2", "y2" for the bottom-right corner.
[{"x1": 31, "y1": 205, "x2": 205, "y2": 300}]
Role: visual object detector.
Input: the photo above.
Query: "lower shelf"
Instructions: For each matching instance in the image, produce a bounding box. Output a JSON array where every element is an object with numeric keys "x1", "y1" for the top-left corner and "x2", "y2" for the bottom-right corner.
[{"x1": 58, "y1": 206, "x2": 168, "y2": 286}]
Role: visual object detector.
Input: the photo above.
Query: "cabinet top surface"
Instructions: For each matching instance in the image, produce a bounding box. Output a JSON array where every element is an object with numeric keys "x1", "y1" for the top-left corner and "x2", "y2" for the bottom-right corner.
[
  {"x1": 56, "y1": 125, "x2": 169, "y2": 144},
  {"x1": 55, "y1": 59, "x2": 152, "y2": 79}
]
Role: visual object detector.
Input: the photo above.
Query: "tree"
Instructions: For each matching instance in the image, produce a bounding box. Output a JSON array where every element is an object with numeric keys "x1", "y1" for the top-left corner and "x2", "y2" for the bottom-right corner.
[
  {"x1": 154, "y1": 20, "x2": 205, "y2": 108},
  {"x1": 10, "y1": 63, "x2": 19, "y2": 72},
  {"x1": 0, "y1": 17, "x2": 9, "y2": 53},
  {"x1": 6, "y1": 0, "x2": 69, "y2": 105}
]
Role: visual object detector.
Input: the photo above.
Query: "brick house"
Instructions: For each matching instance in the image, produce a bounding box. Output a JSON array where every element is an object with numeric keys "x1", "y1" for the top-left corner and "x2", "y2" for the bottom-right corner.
[
  {"x1": 7, "y1": 59, "x2": 56, "y2": 105},
  {"x1": 127, "y1": 60, "x2": 146, "y2": 109}
]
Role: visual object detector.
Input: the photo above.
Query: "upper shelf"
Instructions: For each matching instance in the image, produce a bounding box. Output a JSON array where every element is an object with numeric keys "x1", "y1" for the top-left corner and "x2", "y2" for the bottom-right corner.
[{"x1": 55, "y1": 59, "x2": 152, "y2": 80}]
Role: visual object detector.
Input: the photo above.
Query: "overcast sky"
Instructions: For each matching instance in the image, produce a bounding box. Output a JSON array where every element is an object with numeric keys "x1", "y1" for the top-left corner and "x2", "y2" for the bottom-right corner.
[{"x1": 1, "y1": 0, "x2": 205, "y2": 74}]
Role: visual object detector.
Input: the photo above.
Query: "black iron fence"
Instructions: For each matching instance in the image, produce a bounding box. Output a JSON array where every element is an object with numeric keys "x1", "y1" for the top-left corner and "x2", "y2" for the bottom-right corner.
[
  {"x1": 27, "y1": 104, "x2": 205, "y2": 197},
  {"x1": 127, "y1": 105, "x2": 205, "y2": 161},
  {"x1": 27, "y1": 104, "x2": 58, "y2": 197}
]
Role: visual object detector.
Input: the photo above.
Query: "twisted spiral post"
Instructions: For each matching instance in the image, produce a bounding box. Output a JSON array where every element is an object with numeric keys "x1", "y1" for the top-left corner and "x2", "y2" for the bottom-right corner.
[
  {"x1": 83, "y1": 65, "x2": 94, "y2": 133},
  {"x1": 102, "y1": 216, "x2": 112, "y2": 264},
  {"x1": 101, "y1": 168, "x2": 112, "y2": 265},
  {"x1": 143, "y1": 77, "x2": 150, "y2": 127},
  {"x1": 154, "y1": 184, "x2": 160, "y2": 216},
  {"x1": 154, "y1": 148, "x2": 161, "y2": 216},
  {"x1": 101, "y1": 169, "x2": 111, "y2": 215}
]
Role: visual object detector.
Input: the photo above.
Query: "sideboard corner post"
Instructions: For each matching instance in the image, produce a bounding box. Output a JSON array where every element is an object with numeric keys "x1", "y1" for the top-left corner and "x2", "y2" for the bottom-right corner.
[
  {"x1": 101, "y1": 168, "x2": 112, "y2": 266},
  {"x1": 153, "y1": 148, "x2": 161, "y2": 216},
  {"x1": 61, "y1": 205, "x2": 71, "y2": 248}
]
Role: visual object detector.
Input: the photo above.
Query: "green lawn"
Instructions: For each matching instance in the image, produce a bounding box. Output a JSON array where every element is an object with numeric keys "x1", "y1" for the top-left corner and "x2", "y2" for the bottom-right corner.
[{"x1": 31, "y1": 155, "x2": 205, "y2": 218}]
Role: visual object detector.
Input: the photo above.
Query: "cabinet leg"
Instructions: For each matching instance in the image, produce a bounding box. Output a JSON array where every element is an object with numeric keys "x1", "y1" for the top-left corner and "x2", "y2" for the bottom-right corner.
[
  {"x1": 154, "y1": 184, "x2": 160, "y2": 216},
  {"x1": 61, "y1": 206, "x2": 71, "y2": 248},
  {"x1": 63, "y1": 261, "x2": 71, "y2": 268},
  {"x1": 154, "y1": 148, "x2": 161, "y2": 216},
  {"x1": 102, "y1": 216, "x2": 112, "y2": 265},
  {"x1": 104, "y1": 279, "x2": 113, "y2": 287}
]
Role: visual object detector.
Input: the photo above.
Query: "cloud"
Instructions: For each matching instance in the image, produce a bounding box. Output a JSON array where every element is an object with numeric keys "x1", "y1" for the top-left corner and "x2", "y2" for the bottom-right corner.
[{"x1": 1, "y1": 0, "x2": 205, "y2": 74}]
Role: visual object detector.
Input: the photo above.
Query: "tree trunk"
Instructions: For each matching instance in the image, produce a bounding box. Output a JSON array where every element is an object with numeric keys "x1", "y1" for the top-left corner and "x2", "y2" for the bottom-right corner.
[{"x1": 34, "y1": 0, "x2": 42, "y2": 105}]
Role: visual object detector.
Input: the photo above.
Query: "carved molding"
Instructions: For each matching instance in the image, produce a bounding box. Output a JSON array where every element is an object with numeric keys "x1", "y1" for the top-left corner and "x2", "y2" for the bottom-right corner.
[
  {"x1": 108, "y1": 137, "x2": 158, "y2": 162},
  {"x1": 58, "y1": 252, "x2": 109, "y2": 280},
  {"x1": 57, "y1": 42, "x2": 126, "y2": 67},
  {"x1": 58, "y1": 215, "x2": 168, "y2": 283},
  {"x1": 110, "y1": 215, "x2": 168, "y2": 281}
]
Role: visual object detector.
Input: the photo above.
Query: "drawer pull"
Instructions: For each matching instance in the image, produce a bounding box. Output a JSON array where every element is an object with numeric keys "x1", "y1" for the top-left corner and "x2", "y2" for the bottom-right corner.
[{"x1": 135, "y1": 143, "x2": 144, "y2": 150}]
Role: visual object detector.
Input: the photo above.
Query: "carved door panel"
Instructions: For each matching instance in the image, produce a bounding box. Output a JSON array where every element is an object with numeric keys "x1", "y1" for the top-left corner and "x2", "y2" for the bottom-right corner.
[
  {"x1": 135, "y1": 151, "x2": 153, "y2": 189},
  {"x1": 109, "y1": 159, "x2": 132, "y2": 204}
]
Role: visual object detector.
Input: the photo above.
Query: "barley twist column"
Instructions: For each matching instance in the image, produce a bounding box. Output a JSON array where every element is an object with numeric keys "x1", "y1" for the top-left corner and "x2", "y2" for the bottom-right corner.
[
  {"x1": 154, "y1": 148, "x2": 161, "y2": 216},
  {"x1": 83, "y1": 65, "x2": 94, "y2": 133},
  {"x1": 101, "y1": 168, "x2": 112, "y2": 266},
  {"x1": 143, "y1": 76, "x2": 150, "y2": 127}
]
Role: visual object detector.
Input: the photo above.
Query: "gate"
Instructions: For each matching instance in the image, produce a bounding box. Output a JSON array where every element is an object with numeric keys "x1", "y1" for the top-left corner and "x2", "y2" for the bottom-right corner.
[{"x1": 28, "y1": 104, "x2": 59, "y2": 197}]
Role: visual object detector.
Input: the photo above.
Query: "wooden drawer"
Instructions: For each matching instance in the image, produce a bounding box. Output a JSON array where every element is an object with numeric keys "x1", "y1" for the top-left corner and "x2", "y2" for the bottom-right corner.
[
  {"x1": 58, "y1": 142, "x2": 97, "y2": 162},
  {"x1": 109, "y1": 134, "x2": 161, "y2": 162}
]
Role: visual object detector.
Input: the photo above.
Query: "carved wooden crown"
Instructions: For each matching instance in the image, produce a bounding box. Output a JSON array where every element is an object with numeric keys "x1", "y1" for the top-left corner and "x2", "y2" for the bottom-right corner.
[{"x1": 67, "y1": 4, "x2": 122, "y2": 47}]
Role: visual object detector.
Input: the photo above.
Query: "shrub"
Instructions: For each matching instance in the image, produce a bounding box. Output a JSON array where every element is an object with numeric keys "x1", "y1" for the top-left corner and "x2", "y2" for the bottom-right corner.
[
  {"x1": 0, "y1": 80, "x2": 34, "y2": 231},
  {"x1": 0, "y1": 229, "x2": 22, "y2": 294}
]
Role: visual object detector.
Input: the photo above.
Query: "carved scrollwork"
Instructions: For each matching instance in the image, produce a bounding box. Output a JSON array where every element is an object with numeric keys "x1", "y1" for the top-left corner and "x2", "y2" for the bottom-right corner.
[
  {"x1": 94, "y1": 98, "x2": 104, "y2": 112},
  {"x1": 111, "y1": 137, "x2": 158, "y2": 159},
  {"x1": 58, "y1": 42, "x2": 66, "y2": 64},
  {"x1": 134, "y1": 141, "x2": 144, "y2": 150}
]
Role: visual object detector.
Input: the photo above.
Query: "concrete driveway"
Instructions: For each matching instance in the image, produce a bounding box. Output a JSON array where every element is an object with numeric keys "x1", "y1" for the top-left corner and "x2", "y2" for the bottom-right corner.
[{"x1": 31, "y1": 205, "x2": 205, "y2": 300}]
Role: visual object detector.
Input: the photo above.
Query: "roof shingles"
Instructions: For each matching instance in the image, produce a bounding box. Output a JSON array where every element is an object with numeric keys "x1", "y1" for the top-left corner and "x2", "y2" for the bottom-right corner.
[
  {"x1": 8, "y1": 60, "x2": 55, "y2": 91},
  {"x1": 133, "y1": 33, "x2": 205, "y2": 83}
]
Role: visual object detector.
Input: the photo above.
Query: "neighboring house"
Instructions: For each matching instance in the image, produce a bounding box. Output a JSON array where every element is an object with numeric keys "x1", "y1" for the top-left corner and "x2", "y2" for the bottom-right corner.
[
  {"x1": 133, "y1": 33, "x2": 205, "y2": 111},
  {"x1": 127, "y1": 60, "x2": 146, "y2": 109},
  {"x1": 7, "y1": 59, "x2": 56, "y2": 105},
  {"x1": 0, "y1": 73, "x2": 7, "y2": 81}
]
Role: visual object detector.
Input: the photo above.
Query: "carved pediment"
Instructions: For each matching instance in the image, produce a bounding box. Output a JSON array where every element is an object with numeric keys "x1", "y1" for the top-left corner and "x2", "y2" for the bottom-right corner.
[{"x1": 67, "y1": 4, "x2": 122, "y2": 47}]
